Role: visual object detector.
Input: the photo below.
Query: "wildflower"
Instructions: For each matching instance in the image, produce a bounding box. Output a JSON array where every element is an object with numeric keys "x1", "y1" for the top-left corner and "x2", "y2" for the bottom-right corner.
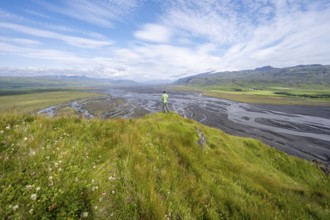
[
  {"x1": 58, "y1": 168, "x2": 62, "y2": 172},
  {"x1": 0, "y1": 130, "x2": 4, "y2": 134},
  {"x1": 31, "y1": 194, "x2": 37, "y2": 201},
  {"x1": 29, "y1": 209, "x2": 33, "y2": 214},
  {"x1": 26, "y1": 185, "x2": 34, "y2": 190},
  {"x1": 94, "y1": 206, "x2": 98, "y2": 210},
  {"x1": 49, "y1": 176, "x2": 53, "y2": 180},
  {"x1": 112, "y1": 190, "x2": 115, "y2": 195},
  {"x1": 5, "y1": 125, "x2": 10, "y2": 130},
  {"x1": 30, "y1": 151, "x2": 36, "y2": 156},
  {"x1": 24, "y1": 137, "x2": 28, "y2": 141},
  {"x1": 12, "y1": 204, "x2": 19, "y2": 211},
  {"x1": 91, "y1": 186, "x2": 99, "y2": 191},
  {"x1": 108, "y1": 176, "x2": 116, "y2": 181},
  {"x1": 36, "y1": 186, "x2": 41, "y2": 191},
  {"x1": 54, "y1": 162, "x2": 59, "y2": 167},
  {"x1": 93, "y1": 165, "x2": 96, "y2": 169},
  {"x1": 81, "y1": 212, "x2": 88, "y2": 218}
]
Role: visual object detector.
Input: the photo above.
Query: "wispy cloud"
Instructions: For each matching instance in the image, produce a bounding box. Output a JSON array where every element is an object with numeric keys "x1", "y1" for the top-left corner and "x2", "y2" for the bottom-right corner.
[
  {"x1": 0, "y1": 22, "x2": 112, "y2": 48},
  {"x1": 0, "y1": 0, "x2": 329, "y2": 80},
  {"x1": 40, "y1": 0, "x2": 140, "y2": 27}
]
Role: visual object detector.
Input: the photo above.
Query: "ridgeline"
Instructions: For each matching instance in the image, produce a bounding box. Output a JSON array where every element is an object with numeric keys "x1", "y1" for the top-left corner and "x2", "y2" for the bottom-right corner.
[{"x1": 0, "y1": 113, "x2": 329, "y2": 219}]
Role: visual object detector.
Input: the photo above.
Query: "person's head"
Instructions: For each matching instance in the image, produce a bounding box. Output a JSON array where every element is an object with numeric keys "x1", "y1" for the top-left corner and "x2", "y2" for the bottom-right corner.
[{"x1": 163, "y1": 91, "x2": 166, "y2": 94}]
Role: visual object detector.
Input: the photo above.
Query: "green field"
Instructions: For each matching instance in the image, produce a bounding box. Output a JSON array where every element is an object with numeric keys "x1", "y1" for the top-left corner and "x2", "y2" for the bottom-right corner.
[
  {"x1": 0, "y1": 90, "x2": 104, "y2": 114},
  {"x1": 0, "y1": 113, "x2": 329, "y2": 219},
  {"x1": 173, "y1": 85, "x2": 330, "y2": 105}
]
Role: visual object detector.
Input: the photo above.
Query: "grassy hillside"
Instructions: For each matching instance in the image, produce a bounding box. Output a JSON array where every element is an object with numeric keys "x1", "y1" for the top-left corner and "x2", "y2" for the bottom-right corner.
[{"x1": 1, "y1": 113, "x2": 329, "y2": 219}]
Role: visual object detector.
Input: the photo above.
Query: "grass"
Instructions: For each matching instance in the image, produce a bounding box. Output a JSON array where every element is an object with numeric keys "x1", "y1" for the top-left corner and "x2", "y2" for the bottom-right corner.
[
  {"x1": 173, "y1": 85, "x2": 330, "y2": 105},
  {"x1": 0, "y1": 112, "x2": 329, "y2": 219},
  {"x1": 0, "y1": 91, "x2": 104, "y2": 114}
]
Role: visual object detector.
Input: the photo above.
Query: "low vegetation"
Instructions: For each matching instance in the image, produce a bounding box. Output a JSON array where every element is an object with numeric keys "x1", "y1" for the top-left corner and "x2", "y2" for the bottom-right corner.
[
  {"x1": 0, "y1": 91, "x2": 104, "y2": 114},
  {"x1": 174, "y1": 64, "x2": 330, "y2": 105},
  {"x1": 1, "y1": 113, "x2": 329, "y2": 219},
  {"x1": 174, "y1": 85, "x2": 330, "y2": 105}
]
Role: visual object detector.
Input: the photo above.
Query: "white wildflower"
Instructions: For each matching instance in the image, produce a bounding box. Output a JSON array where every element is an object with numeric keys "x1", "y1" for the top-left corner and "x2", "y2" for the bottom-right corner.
[
  {"x1": 30, "y1": 151, "x2": 36, "y2": 156},
  {"x1": 24, "y1": 137, "x2": 28, "y2": 141},
  {"x1": 0, "y1": 130, "x2": 4, "y2": 134},
  {"x1": 112, "y1": 190, "x2": 115, "y2": 195},
  {"x1": 12, "y1": 204, "x2": 19, "y2": 211},
  {"x1": 5, "y1": 125, "x2": 10, "y2": 130},
  {"x1": 36, "y1": 186, "x2": 41, "y2": 191},
  {"x1": 91, "y1": 186, "x2": 99, "y2": 192},
  {"x1": 29, "y1": 209, "x2": 33, "y2": 214},
  {"x1": 81, "y1": 212, "x2": 88, "y2": 218},
  {"x1": 26, "y1": 185, "x2": 33, "y2": 190},
  {"x1": 31, "y1": 194, "x2": 37, "y2": 201},
  {"x1": 108, "y1": 176, "x2": 116, "y2": 181}
]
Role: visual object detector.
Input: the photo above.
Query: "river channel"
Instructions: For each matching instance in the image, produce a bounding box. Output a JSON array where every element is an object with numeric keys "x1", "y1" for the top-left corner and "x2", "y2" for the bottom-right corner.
[{"x1": 39, "y1": 87, "x2": 330, "y2": 166}]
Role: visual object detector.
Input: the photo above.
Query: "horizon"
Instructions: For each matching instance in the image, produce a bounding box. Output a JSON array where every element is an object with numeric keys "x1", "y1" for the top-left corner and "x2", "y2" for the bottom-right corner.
[{"x1": 0, "y1": 0, "x2": 330, "y2": 81}]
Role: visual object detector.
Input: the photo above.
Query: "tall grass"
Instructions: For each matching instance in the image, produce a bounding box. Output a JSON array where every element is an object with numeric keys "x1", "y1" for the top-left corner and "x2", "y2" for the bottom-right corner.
[{"x1": 0, "y1": 113, "x2": 329, "y2": 219}]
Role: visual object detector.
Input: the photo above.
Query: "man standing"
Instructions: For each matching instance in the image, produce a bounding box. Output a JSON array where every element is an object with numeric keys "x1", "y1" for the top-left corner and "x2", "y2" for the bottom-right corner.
[{"x1": 162, "y1": 91, "x2": 169, "y2": 113}]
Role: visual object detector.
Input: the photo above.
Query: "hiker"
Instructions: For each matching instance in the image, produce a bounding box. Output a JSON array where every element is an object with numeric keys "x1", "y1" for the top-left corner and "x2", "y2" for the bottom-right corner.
[{"x1": 162, "y1": 91, "x2": 169, "y2": 113}]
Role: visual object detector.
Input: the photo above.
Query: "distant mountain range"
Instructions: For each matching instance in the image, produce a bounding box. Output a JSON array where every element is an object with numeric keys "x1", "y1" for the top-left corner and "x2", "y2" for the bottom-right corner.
[
  {"x1": 175, "y1": 64, "x2": 330, "y2": 88},
  {"x1": 0, "y1": 75, "x2": 139, "y2": 92}
]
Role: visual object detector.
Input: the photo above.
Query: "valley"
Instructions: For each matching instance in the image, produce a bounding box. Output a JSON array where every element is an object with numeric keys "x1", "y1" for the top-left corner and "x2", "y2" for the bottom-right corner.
[{"x1": 37, "y1": 87, "x2": 330, "y2": 166}]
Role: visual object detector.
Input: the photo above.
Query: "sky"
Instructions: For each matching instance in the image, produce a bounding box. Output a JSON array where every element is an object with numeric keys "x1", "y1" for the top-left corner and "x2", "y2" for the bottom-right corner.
[{"x1": 0, "y1": 0, "x2": 329, "y2": 81}]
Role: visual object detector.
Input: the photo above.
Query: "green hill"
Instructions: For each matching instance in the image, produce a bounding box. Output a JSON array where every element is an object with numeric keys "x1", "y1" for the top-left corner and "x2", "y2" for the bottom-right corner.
[
  {"x1": 175, "y1": 65, "x2": 330, "y2": 89},
  {"x1": 0, "y1": 113, "x2": 329, "y2": 219}
]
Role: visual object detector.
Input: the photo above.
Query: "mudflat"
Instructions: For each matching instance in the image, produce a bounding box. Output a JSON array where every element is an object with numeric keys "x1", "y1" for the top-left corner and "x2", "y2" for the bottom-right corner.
[{"x1": 39, "y1": 86, "x2": 330, "y2": 166}]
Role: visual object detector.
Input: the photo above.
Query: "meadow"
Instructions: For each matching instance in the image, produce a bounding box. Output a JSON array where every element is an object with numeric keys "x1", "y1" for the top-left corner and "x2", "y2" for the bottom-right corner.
[
  {"x1": 0, "y1": 112, "x2": 329, "y2": 219},
  {"x1": 0, "y1": 90, "x2": 104, "y2": 114},
  {"x1": 174, "y1": 85, "x2": 330, "y2": 105}
]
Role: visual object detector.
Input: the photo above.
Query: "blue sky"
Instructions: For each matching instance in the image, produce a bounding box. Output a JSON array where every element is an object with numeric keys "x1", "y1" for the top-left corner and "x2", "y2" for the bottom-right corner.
[{"x1": 0, "y1": 0, "x2": 329, "y2": 81}]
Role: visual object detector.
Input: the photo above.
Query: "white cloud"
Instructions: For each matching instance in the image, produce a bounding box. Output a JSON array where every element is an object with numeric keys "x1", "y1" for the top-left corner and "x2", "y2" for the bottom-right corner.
[
  {"x1": 0, "y1": 0, "x2": 329, "y2": 80},
  {"x1": 41, "y1": 0, "x2": 140, "y2": 28},
  {"x1": 134, "y1": 24, "x2": 172, "y2": 43},
  {"x1": 0, "y1": 22, "x2": 113, "y2": 48}
]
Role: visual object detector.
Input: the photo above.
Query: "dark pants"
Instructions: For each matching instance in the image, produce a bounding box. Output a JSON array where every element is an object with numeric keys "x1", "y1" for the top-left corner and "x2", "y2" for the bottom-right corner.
[{"x1": 163, "y1": 102, "x2": 169, "y2": 113}]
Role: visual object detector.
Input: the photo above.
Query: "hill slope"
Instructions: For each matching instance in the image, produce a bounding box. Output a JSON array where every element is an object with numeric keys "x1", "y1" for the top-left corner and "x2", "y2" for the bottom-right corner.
[
  {"x1": 175, "y1": 64, "x2": 330, "y2": 89},
  {"x1": 0, "y1": 113, "x2": 329, "y2": 219}
]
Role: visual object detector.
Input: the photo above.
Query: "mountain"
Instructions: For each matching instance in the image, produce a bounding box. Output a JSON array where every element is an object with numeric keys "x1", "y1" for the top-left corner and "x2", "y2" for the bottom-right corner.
[
  {"x1": 174, "y1": 64, "x2": 330, "y2": 88},
  {"x1": 1, "y1": 112, "x2": 329, "y2": 219},
  {"x1": 0, "y1": 75, "x2": 139, "y2": 93}
]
